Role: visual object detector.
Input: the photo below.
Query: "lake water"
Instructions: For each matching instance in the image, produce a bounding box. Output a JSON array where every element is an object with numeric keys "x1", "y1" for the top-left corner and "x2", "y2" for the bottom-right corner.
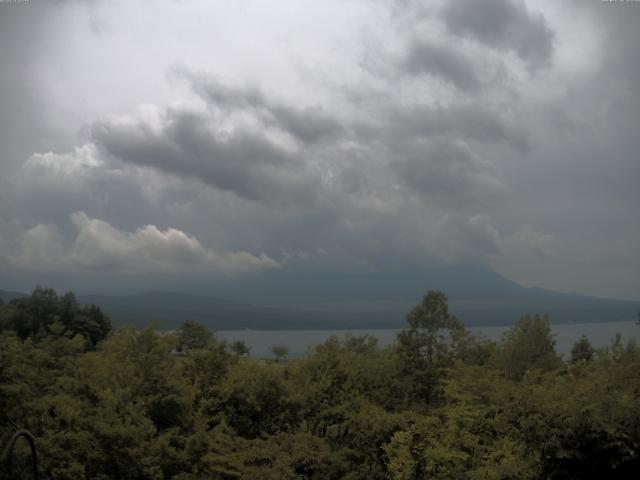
[{"x1": 219, "y1": 321, "x2": 640, "y2": 359}]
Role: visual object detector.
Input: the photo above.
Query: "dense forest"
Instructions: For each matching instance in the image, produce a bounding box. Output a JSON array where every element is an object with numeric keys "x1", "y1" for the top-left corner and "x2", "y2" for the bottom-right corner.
[{"x1": 1, "y1": 287, "x2": 639, "y2": 479}]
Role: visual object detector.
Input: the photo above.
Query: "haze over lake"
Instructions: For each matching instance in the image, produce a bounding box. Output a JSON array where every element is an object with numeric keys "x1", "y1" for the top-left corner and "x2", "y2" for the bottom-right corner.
[{"x1": 220, "y1": 321, "x2": 640, "y2": 359}]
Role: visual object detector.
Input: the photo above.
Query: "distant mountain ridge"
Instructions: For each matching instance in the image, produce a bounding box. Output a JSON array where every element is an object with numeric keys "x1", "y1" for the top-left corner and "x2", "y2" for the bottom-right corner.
[
  {"x1": 0, "y1": 289, "x2": 27, "y2": 302},
  {"x1": 1, "y1": 265, "x2": 639, "y2": 329}
]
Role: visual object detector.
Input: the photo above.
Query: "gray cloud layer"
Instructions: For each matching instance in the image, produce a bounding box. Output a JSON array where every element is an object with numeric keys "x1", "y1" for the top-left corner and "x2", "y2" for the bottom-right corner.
[
  {"x1": 442, "y1": 0, "x2": 554, "y2": 68},
  {"x1": 89, "y1": 71, "x2": 352, "y2": 206},
  {"x1": 404, "y1": 40, "x2": 481, "y2": 92},
  {"x1": 0, "y1": 0, "x2": 638, "y2": 299}
]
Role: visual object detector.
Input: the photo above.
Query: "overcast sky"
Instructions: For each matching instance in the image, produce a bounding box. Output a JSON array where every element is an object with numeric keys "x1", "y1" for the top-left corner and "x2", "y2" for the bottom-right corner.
[{"x1": 0, "y1": 0, "x2": 638, "y2": 300}]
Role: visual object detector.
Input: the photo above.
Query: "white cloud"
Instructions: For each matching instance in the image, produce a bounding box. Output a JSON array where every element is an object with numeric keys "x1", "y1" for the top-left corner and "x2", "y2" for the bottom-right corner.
[
  {"x1": 25, "y1": 144, "x2": 103, "y2": 173},
  {"x1": 4, "y1": 212, "x2": 279, "y2": 276},
  {"x1": 5, "y1": 223, "x2": 66, "y2": 269}
]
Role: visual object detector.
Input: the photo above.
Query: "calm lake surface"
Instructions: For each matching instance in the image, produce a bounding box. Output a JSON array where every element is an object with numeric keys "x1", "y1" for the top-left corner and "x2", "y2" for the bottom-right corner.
[{"x1": 219, "y1": 321, "x2": 640, "y2": 359}]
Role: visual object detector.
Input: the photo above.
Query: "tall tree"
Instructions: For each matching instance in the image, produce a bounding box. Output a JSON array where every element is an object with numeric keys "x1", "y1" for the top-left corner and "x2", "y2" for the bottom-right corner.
[
  {"x1": 396, "y1": 291, "x2": 466, "y2": 405},
  {"x1": 176, "y1": 320, "x2": 213, "y2": 352},
  {"x1": 501, "y1": 314, "x2": 562, "y2": 380},
  {"x1": 270, "y1": 344, "x2": 289, "y2": 362},
  {"x1": 570, "y1": 335, "x2": 595, "y2": 363}
]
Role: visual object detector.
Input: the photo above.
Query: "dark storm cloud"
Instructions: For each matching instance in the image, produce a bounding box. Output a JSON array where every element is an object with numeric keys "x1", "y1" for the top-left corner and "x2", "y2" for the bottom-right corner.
[
  {"x1": 269, "y1": 105, "x2": 344, "y2": 144},
  {"x1": 186, "y1": 74, "x2": 266, "y2": 110},
  {"x1": 399, "y1": 139, "x2": 503, "y2": 209},
  {"x1": 90, "y1": 71, "x2": 351, "y2": 205},
  {"x1": 441, "y1": 0, "x2": 554, "y2": 68},
  {"x1": 91, "y1": 110, "x2": 320, "y2": 205},
  {"x1": 403, "y1": 40, "x2": 480, "y2": 92},
  {"x1": 379, "y1": 104, "x2": 530, "y2": 153},
  {"x1": 91, "y1": 66, "x2": 514, "y2": 248},
  {"x1": 184, "y1": 71, "x2": 345, "y2": 143}
]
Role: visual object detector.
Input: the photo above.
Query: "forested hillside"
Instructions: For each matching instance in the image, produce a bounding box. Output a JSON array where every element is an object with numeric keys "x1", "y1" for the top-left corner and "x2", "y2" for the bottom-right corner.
[{"x1": 1, "y1": 288, "x2": 639, "y2": 479}]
